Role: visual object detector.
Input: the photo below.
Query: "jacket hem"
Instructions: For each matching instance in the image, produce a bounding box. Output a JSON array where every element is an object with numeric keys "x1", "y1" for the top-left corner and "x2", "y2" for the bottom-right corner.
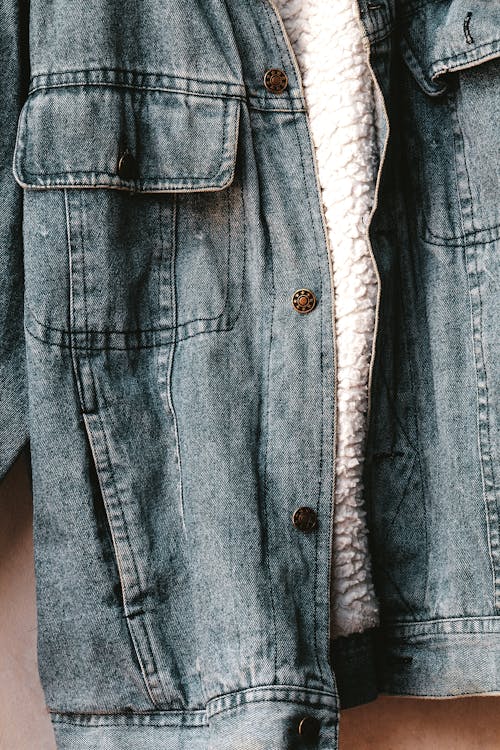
[
  {"x1": 49, "y1": 685, "x2": 339, "y2": 749},
  {"x1": 375, "y1": 617, "x2": 500, "y2": 696}
]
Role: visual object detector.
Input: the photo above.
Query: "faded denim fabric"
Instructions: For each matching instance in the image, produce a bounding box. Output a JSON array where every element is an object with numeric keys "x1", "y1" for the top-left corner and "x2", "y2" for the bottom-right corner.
[
  {"x1": 0, "y1": 0, "x2": 498, "y2": 749},
  {"x1": 362, "y1": 0, "x2": 500, "y2": 698}
]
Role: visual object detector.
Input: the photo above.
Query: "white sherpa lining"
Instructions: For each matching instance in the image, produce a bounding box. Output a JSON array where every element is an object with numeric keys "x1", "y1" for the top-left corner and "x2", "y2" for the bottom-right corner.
[{"x1": 272, "y1": 0, "x2": 380, "y2": 637}]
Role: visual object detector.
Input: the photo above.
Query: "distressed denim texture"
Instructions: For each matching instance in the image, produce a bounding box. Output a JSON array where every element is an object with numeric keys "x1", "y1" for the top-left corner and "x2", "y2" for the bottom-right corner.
[
  {"x1": 0, "y1": 0, "x2": 498, "y2": 748},
  {"x1": 362, "y1": 0, "x2": 500, "y2": 699}
]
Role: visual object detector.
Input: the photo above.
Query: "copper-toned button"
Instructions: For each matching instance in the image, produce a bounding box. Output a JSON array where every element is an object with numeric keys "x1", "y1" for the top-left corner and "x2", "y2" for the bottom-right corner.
[
  {"x1": 263, "y1": 68, "x2": 288, "y2": 94},
  {"x1": 297, "y1": 715, "x2": 321, "y2": 739},
  {"x1": 117, "y1": 150, "x2": 138, "y2": 180},
  {"x1": 292, "y1": 506, "x2": 318, "y2": 532},
  {"x1": 292, "y1": 288, "x2": 317, "y2": 314}
]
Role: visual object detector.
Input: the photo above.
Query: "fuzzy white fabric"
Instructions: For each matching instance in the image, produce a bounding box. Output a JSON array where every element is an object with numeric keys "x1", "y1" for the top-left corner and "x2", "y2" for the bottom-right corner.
[{"x1": 271, "y1": 0, "x2": 380, "y2": 637}]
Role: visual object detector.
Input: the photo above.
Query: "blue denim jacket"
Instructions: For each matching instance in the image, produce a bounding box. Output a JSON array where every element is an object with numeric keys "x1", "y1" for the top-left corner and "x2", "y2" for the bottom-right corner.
[{"x1": 0, "y1": 0, "x2": 499, "y2": 748}]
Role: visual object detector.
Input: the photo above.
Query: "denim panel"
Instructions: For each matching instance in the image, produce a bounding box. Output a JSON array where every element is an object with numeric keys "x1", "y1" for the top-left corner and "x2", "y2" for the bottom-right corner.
[
  {"x1": 25, "y1": 335, "x2": 162, "y2": 710},
  {"x1": 360, "y1": 0, "x2": 500, "y2": 695},
  {"x1": 27, "y1": 1, "x2": 244, "y2": 87},
  {"x1": 168, "y1": 99, "x2": 336, "y2": 699},
  {"x1": 15, "y1": 0, "x2": 342, "y2": 739}
]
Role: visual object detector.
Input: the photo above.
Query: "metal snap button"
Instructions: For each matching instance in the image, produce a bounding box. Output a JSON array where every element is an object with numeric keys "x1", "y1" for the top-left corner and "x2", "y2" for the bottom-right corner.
[
  {"x1": 297, "y1": 715, "x2": 321, "y2": 739},
  {"x1": 263, "y1": 68, "x2": 288, "y2": 94},
  {"x1": 292, "y1": 507, "x2": 318, "y2": 532},
  {"x1": 292, "y1": 289, "x2": 317, "y2": 314},
  {"x1": 117, "y1": 150, "x2": 138, "y2": 180}
]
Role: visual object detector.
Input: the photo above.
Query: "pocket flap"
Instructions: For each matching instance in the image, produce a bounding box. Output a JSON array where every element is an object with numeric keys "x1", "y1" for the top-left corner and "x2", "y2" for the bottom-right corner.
[
  {"x1": 13, "y1": 82, "x2": 241, "y2": 192},
  {"x1": 399, "y1": 1, "x2": 500, "y2": 95}
]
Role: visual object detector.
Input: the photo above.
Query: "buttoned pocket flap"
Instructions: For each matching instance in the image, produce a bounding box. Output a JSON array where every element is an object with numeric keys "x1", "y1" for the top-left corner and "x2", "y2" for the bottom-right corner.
[
  {"x1": 399, "y1": 1, "x2": 500, "y2": 96},
  {"x1": 13, "y1": 84, "x2": 241, "y2": 192},
  {"x1": 398, "y1": 0, "x2": 500, "y2": 242}
]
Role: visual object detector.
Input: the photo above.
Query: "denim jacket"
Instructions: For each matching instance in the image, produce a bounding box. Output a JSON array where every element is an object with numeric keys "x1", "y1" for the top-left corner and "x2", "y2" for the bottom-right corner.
[{"x1": 0, "y1": 1, "x2": 499, "y2": 748}]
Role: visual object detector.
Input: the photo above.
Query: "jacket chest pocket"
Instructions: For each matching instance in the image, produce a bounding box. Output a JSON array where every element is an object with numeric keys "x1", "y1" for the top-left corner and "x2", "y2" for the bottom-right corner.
[
  {"x1": 13, "y1": 79, "x2": 244, "y2": 350},
  {"x1": 398, "y1": 2, "x2": 500, "y2": 245}
]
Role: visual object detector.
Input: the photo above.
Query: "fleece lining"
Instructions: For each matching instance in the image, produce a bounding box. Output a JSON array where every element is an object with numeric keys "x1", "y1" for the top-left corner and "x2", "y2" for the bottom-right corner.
[{"x1": 272, "y1": 0, "x2": 381, "y2": 637}]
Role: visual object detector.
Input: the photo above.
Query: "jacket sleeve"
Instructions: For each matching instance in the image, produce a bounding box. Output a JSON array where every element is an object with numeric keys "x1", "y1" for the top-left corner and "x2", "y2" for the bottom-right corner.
[{"x1": 0, "y1": 0, "x2": 30, "y2": 482}]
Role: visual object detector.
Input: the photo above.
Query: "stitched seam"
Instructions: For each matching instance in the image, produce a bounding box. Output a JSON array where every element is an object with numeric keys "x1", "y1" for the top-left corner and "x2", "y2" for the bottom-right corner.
[
  {"x1": 22, "y1": 171, "x2": 233, "y2": 182},
  {"x1": 376, "y1": 563, "x2": 419, "y2": 619},
  {"x1": 94, "y1": 409, "x2": 168, "y2": 706},
  {"x1": 28, "y1": 82, "x2": 246, "y2": 101},
  {"x1": 31, "y1": 305, "x2": 235, "y2": 331},
  {"x1": 78, "y1": 245, "x2": 153, "y2": 684},
  {"x1": 260, "y1": 0, "x2": 299, "y2": 83},
  {"x1": 248, "y1": 103, "x2": 306, "y2": 113},
  {"x1": 48, "y1": 683, "x2": 338, "y2": 720},
  {"x1": 50, "y1": 690, "x2": 336, "y2": 726},
  {"x1": 257, "y1": 106, "x2": 278, "y2": 683},
  {"x1": 167, "y1": 197, "x2": 207, "y2": 706},
  {"x1": 386, "y1": 615, "x2": 500, "y2": 627},
  {"x1": 155, "y1": 200, "x2": 163, "y2": 337},
  {"x1": 166, "y1": 195, "x2": 186, "y2": 535},
  {"x1": 431, "y1": 42, "x2": 500, "y2": 75},
  {"x1": 291, "y1": 111, "x2": 325, "y2": 686},
  {"x1": 22, "y1": 98, "x2": 231, "y2": 181},
  {"x1": 26, "y1": 304, "x2": 234, "y2": 334},
  {"x1": 25, "y1": 315, "x2": 242, "y2": 350},
  {"x1": 52, "y1": 720, "x2": 205, "y2": 728},
  {"x1": 28, "y1": 67, "x2": 245, "y2": 93},
  {"x1": 207, "y1": 695, "x2": 336, "y2": 720},
  {"x1": 29, "y1": 67, "x2": 241, "y2": 84},
  {"x1": 78, "y1": 187, "x2": 90, "y2": 361},
  {"x1": 422, "y1": 222, "x2": 500, "y2": 244},
  {"x1": 384, "y1": 453, "x2": 418, "y2": 539},
  {"x1": 65, "y1": 188, "x2": 85, "y2": 409}
]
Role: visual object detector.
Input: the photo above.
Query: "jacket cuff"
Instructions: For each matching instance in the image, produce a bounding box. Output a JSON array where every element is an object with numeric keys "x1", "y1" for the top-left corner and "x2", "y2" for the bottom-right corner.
[{"x1": 50, "y1": 686, "x2": 339, "y2": 749}]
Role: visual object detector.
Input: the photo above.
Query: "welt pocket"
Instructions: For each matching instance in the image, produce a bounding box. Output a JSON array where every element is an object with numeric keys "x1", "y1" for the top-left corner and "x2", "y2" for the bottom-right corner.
[{"x1": 13, "y1": 75, "x2": 247, "y2": 350}]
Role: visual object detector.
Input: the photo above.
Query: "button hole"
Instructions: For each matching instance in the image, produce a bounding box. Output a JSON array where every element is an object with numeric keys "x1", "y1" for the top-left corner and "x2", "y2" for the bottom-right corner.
[{"x1": 463, "y1": 12, "x2": 474, "y2": 44}]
